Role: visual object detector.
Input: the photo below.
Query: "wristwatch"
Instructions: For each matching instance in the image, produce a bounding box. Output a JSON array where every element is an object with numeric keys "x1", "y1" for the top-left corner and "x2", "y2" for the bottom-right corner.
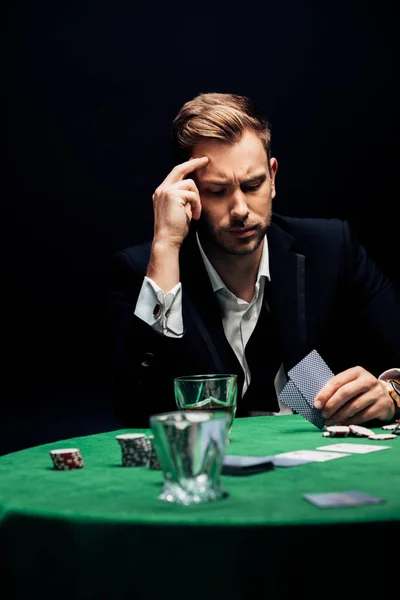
[{"x1": 383, "y1": 378, "x2": 400, "y2": 413}]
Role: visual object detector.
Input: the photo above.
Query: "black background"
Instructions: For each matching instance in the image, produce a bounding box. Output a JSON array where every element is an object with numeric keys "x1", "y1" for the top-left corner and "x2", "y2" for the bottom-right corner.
[{"x1": 4, "y1": 1, "x2": 399, "y2": 455}]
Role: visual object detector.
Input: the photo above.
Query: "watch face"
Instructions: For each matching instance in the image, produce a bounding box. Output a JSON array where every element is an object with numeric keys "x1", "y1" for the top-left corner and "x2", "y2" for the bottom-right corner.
[{"x1": 391, "y1": 380, "x2": 400, "y2": 396}]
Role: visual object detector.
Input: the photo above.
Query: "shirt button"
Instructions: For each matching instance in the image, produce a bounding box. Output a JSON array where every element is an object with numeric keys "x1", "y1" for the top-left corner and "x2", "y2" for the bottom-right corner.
[{"x1": 243, "y1": 311, "x2": 251, "y2": 321}]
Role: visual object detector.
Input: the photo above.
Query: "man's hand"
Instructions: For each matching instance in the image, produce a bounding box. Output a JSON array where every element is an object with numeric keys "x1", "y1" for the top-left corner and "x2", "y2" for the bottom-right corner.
[
  {"x1": 152, "y1": 156, "x2": 209, "y2": 248},
  {"x1": 314, "y1": 366, "x2": 395, "y2": 425}
]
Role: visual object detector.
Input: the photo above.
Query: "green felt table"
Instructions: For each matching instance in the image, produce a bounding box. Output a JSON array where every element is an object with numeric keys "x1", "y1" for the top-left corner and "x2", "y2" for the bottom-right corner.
[{"x1": 1, "y1": 415, "x2": 399, "y2": 600}]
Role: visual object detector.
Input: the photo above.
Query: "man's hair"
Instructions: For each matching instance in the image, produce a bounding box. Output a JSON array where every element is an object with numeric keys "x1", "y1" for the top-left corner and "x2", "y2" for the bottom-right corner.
[{"x1": 171, "y1": 92, "x2": 272, "y2": 169}]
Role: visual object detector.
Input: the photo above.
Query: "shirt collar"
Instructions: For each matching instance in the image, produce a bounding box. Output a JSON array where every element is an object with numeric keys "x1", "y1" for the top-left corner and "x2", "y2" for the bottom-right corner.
[{"x1": 195, "y1": 230, "x2": 271, "y2": 293}]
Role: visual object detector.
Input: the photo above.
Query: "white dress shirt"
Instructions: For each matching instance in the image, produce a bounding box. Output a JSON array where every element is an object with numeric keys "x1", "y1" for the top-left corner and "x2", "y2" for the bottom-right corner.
[
  {"x1": 134, "y1": 233, "x2": 291, "y2": 414},
  {"x1": 133, "y1": 234, "x2": 399, "y2": 414}
]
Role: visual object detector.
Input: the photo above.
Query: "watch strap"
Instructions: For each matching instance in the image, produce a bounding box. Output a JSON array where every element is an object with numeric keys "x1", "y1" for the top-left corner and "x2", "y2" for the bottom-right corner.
[{"x1": 383, "y1": 378, "x2": 400, "y2": 409}]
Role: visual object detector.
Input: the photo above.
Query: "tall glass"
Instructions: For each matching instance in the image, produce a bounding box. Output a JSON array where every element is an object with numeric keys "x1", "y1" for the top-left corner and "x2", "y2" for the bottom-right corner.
[{"x1": 174, "y1": 374, "x2": 237, "y2": 435}]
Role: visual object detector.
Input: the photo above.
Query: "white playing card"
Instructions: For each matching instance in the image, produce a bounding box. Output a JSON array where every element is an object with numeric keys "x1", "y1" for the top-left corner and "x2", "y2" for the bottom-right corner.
[
  {"x1": 288, "y1": 349, "x2": 334, "y2": 407},
  {"x1": 274, "y1": 449, "x2": 350, "y2": 462},
  {"x1": 315, "y1": 443, "x2": 391, "y2": 454},
  {"x1": 279, "y1": 380, "x2": 325, "y2": 429}
]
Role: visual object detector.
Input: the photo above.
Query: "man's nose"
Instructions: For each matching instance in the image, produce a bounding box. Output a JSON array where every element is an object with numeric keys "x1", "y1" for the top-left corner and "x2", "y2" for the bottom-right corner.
[{"x1": 230, "y1": 189, "x2": 249, "y2": 220}]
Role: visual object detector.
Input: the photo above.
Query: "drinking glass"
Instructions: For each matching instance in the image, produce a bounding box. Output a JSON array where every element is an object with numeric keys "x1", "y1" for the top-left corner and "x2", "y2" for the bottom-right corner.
[
  {"x1": 174, "y1": 374, "x2": 238, "y2": 435},
  {"x1": 150, "y1": 410, "x2": 229, "y2": 505}
]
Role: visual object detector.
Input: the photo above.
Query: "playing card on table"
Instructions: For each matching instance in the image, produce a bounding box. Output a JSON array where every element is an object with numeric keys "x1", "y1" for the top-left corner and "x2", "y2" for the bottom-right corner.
[
  {"x1": 303, "y1": 491, "x2": 384, "y2": 508},
  {"x1": 222, "y1": 455, "x2": 274, "y2": 475},
  {"x1": 288, "y1": 349, "x2": 334, "y2": 407},
  {"x1": 275, "y1": 449, "x2": 350, "y2": 462},
  {"x1": 315, "y1": 443, "x2": 391, "y2": 454},
  {"x1": 279, "y1": 380, "x2": 325, "y2": 429},
  {"x1": 222, "y1": 454, "x2": 312, "y2": 471}
]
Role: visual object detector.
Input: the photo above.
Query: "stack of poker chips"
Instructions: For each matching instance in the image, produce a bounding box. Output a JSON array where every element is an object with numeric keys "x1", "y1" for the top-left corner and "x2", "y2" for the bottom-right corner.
[
  {"x1": 377, "y1": 421, "x2": 400, "y2": 439},
  {"x1": 116, "y1": 433, "x2": 152, "y2": 467},
  {"x1": 322, "y1": 423, "x2": 399, "y2": 440},
  {"x1": 50, "y1": 448, "x2": 84, "y2": 470},
  {"x1": 147, "y1": 435, "x2": 161, "y2": 470},
  {"x1": 382, "y1": 421, "x2": 400, "y2": 433}
]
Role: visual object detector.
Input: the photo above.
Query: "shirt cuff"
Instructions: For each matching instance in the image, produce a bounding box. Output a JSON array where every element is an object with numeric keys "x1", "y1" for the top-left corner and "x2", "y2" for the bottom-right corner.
[{"x1": 134, "y1": 276, "x2": 184, "y2": 337}]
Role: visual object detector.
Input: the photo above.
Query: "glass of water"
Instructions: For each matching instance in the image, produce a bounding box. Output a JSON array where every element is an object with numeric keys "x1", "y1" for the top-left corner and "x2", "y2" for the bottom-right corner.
[
  {"x1": 174, "y1": 374, "x2": 238, "y2": 436},
  {"x1": 150, "y1": 410, "x2": 229, "y2": 505}
]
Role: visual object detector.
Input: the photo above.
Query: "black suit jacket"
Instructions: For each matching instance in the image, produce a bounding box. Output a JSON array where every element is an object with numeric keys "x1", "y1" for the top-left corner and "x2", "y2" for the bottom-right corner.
[{"x1": 108, "y1": 215, "x2": 400, "y2": 426}]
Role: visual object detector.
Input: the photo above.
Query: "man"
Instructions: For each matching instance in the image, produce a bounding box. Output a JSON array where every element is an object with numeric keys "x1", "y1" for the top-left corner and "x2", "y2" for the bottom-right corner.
[{"x1": 109, "y1": 92, "x2": 400, "y2": 428}]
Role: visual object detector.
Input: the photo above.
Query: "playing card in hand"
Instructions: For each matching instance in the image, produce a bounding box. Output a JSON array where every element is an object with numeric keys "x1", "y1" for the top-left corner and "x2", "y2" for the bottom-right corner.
[
  {"x1": 279, "y1": 380, "x2": 326, "y2": 429},
  {"x1": 279, "y1": 350, "x2": 335, "y2": 429},
  {"x1": 288, "y1": 349, "x2": 334, "y2": 407}
]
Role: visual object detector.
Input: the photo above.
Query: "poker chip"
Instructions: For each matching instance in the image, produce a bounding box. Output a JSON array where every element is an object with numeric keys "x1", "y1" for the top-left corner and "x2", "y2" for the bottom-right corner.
[
  {"x1": 368, "y1": 433, "x2": 397, "y2": 441},
  {"x1": 321, "y1": 424, "x2": 396, "y2": 439},
  {"x1": 348, "y1": 425, "x2": 374, "y2": 437},
  {"x1": 116, "y1": 434, "x2": 151, "y2": 467},
  {"x1": 116, "y1": 434, "x2": 148, "y2": 442},
  {"x1": 382, "y1": 424, "x2": 400, "y2": 431},
  {"x1": 147, "y1": 435, "x2": 161, "y2": 470},
  {"x1": 325, "y1": 425, "x2": 350, "y2": 437},
  {"x1": 50, "y1": 448, "x2": 84, "y2": 470}
]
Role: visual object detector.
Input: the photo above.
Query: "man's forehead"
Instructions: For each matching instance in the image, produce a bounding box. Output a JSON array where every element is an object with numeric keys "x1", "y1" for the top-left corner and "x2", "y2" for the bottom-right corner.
[
  {"x1": 193, "y1": 130, "x2": 268, "y2": 182},
  {"x1": 196, "y1": 161, "x2": 268, "y2": 184}
]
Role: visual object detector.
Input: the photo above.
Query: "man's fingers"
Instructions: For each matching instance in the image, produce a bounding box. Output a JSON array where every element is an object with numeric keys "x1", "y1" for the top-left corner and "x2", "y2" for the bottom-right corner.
[
  {"x1": 173, "y1": 179, "x2": 202, "y2": 218},
  {"x1": 163, "y1": 156, "x2": 209, "y2": 186},
  {"x1": 321, "y1": 375, "x2": 394, "y2": 425},
  {"x1": 322, "y1": 388, "x2": 373, "y2": 422},
  {"x1": 325, "y1": 401, "x2": 376, "y2": 426},
  {"x1": 318, "y1": 378, "x2": 370, "y2": 418},
  {"x1": 153, "y1": 178, "x2": 202, "y2": 219},
  {"x1": 314, "y1": 366, "x2": 364, "y2": 409},
  {"x1": 180, "y1": 190, "x2": 202, "y2": 219},
  {"x1": 170, "y1": 178, "x2": 200, "y2": 193}
]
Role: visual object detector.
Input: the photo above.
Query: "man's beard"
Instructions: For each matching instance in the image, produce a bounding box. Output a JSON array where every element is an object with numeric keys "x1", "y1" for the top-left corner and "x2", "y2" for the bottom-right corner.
[{"x1": 196, "y1": 211, "x2": 271, "y2": 256}]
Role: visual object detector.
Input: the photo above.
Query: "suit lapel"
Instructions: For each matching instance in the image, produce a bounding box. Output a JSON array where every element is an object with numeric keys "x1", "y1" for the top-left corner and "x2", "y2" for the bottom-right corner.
[{"x1": 267, "y1": 221, "x2": 307, "y2": 371}]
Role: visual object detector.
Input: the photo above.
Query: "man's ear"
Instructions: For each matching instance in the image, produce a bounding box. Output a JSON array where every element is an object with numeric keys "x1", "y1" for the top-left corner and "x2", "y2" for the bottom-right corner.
[
  {"x1": 270, "y1": 158, "x2": 278, "y2": 199},
  {"x1": 270, "y1": 157, "x2": 278, "y2": 183}
]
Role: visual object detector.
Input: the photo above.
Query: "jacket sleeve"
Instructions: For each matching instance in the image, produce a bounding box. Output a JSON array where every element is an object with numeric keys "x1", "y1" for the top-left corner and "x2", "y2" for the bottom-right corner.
[
  {"x1": 107, "y1": 250, "x2": 184, "y2": 427},
  {"x1": 342, "y1": 220, "x2": 400, "y2": 374}
]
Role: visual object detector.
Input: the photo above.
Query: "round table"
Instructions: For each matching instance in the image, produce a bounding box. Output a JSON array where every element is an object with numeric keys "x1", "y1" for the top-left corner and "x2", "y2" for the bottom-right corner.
[{"x1": 1, "y1": 415, "x2": 399, "y2": 599}]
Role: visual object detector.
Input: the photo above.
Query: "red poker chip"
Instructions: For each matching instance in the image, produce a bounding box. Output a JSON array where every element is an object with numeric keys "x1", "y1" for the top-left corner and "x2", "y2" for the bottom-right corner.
[
  {"x1": 325, "y1": 425, "x2": 350, "y2": 437},
  {"x1": 50, "y1": 448, "x2": 84, "y2": 470},
  {"x1": 368, "y1": 433, "x2": 397, "y2": 441}
]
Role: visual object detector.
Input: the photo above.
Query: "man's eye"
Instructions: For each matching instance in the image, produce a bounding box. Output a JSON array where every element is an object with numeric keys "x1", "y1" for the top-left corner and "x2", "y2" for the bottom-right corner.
[
  {"x1": 208, "y1": 189, "x2": 226, "y2": 196},
  {"x1": 243, "y1": 183, "x2": 261, "y2": 193}
]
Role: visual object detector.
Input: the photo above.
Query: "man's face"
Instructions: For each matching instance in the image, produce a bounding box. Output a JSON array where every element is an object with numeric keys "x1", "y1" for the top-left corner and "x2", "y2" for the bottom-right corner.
[{"x1": 192, "y1": 128, "x2": 278, "y2": 256}]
